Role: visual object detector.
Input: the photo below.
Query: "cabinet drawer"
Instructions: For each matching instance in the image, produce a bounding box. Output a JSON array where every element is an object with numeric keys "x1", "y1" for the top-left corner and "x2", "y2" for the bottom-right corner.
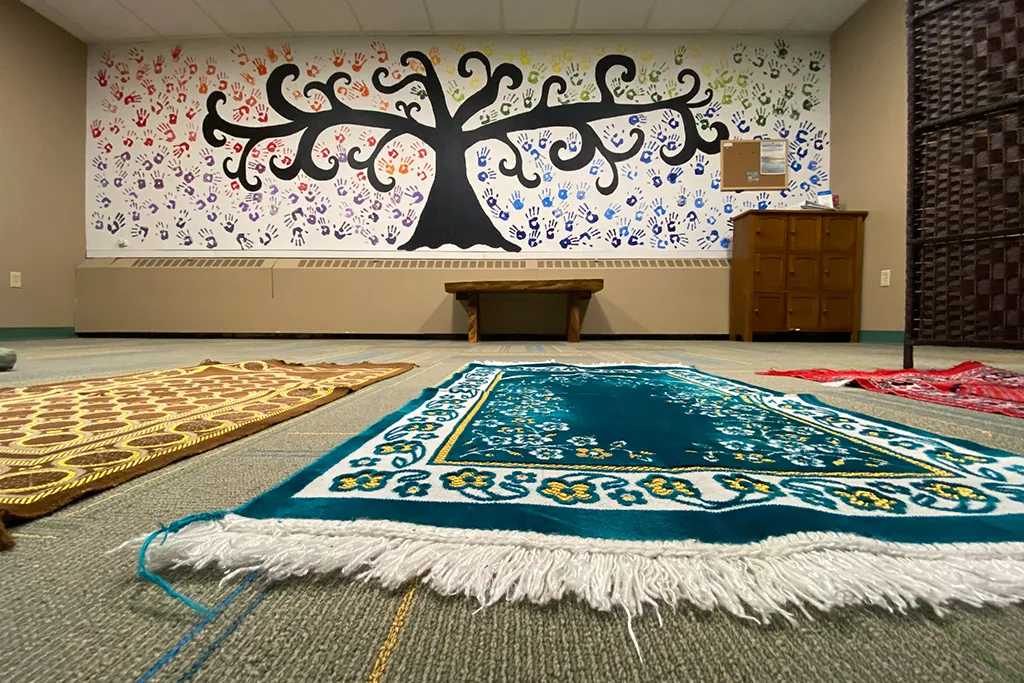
[
  {"x1": 754, "y1": 253, "x2": 786, "y2": 291},
  {"x1": 787, "y1": 254, "x2": 820, "y2": 291},
  {"x1": 788, "y1": 215, "x2": 821, "y2": 251},
  {"x1": 821, "y1": 294, "x2": 855, "y2": 331},
  {"x1": 822, "y1": 215, "x2": 858, "y2": 252},
  {"x1": 821, "y1": 253, "x2": 856, "y2": 291},
  {"x1": 786, "y1": 293, "x2": 819, "y2": 331},
  {"x1": 754, "y1": 214, "x2": 788, "y2": 251},
  {"x1": 752, "y1": 293, "x2": 786, "y2": 331}
]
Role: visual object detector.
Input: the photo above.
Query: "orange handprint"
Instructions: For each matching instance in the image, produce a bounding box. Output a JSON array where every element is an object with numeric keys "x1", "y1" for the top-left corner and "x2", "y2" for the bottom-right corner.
[
  {"x1": 371, "y1": 40, "x2": 388, "y2": 63},
  {"x1": 374, "y1": 96, "x2": 389, "y2": 111},
  {"x1": 242, "y1": 72, "x2": 255, "y2": 85},
  {"x1": 398, "y1": 155, "x2": 414, "y2": 174},
  {"x1": 377, "y1": 157, "x2": 396, "y2": 175},
  {"x1": 332, "y1": 48, "x2": 346, "y2": 67},
  {"x1": 231, "y1": 44, "x2": 249, "y2": 65},
  {"x1": 309, "y1": 92, "x2": 326, "y2": 112},
  {"x1": 206, "y1": 57, "x2": 217, "y2": 75},
  {"x1": 351, "y1": 52, "x2": 368, "y2": 72},
  {"x1": 282, "y1": 44, "x2": 294, "y2": 63},
  {"x1": 266, "y1": 46, "x2": 278, "y2": 63},
  {"x1": 351, "y1": 80, "x2": 369, "y2": 97},
  {"x1": 185, "y1": 56, "x2": 198, "y2": 75},
  {"x1": 428, "y1": 46, "x2": 441, "y2": 65},
  {"x1": 306, "y1": 58, "x2": 322, "y2": 78},
  {"x1": 254, "y1": 57, "x2": 267, "y2": 75},
  {"x1": 198, "y1": 77, "x2": 208, "y2": 94}
]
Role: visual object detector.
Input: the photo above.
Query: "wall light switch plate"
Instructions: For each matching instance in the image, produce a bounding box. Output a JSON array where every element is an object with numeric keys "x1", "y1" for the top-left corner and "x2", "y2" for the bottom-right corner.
[
  {"x1": 880, "y1": 269, "x2": 891, "y2": 287},
  {"x1": 9, "y1": 271, "x2": 21, "y2": 288}
]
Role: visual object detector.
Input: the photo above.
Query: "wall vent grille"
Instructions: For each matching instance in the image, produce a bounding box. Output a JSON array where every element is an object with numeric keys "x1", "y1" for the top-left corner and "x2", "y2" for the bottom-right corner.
[
  {"x1": 130, "y1": 258, "x2": 265, "y2": 268},
  {"x1": 538, "y1": 259, "x2": 729, "y2": 269},
  {"x1": 295, "y1": 259, "x2": 528, "y2": 269}
]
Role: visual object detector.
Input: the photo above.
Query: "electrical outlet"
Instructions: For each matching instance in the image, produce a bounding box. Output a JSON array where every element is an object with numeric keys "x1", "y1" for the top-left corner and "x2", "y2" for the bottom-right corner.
[
  {"x1": 9, "y1": 272, "x2": 21, "y2": 288},
  {"x1": 880, "y1": 269, "x2": 891, "y2": 287}
]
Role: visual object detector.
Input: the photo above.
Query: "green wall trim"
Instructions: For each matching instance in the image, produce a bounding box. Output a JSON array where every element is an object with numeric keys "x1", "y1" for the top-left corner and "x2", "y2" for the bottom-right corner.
[
  {"x1": 859, "y1": 330, "x2": 904, "y2": 344},
  {"x1": 0, "y1": 327, "x2": 76, "y2": 341}
]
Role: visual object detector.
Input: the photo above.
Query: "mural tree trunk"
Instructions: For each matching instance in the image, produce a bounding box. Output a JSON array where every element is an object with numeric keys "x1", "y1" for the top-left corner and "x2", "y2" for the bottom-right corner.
[{"x1": 203, "y1": 51, "x2": 728, "y2": 252}]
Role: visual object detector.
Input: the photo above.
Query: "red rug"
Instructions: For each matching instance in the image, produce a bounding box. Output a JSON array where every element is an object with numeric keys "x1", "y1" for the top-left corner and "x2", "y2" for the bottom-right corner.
[{"x1": 759, "y1": 361, "x2": 1024, "y2": 419}]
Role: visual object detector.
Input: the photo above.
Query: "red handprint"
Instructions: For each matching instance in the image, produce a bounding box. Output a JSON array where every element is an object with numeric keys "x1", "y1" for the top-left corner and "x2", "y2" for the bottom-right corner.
[
  {"x1": 230, "y1": 82, "x2": 245, "y2": 102},
  {"x1": 255, "y1": 103, "x2": 269, "y2": 123},
  {"x1": 90, "y1": 120, "x2": 103, "y2": 138},
  {"x1": 351, "y1": 80, "x2": 369, "y2": 98},
  {"x1": 175, "y1": 67, "x2": 190, "y2": 87},
  {"x1": 110, "y1": 82, "x2": 124, "y2": 100},
  {"x1": 157, "y1": 122, "x2": 175, "y2": 142},
  {"x1": 151, "y1": 93, "x2": 167, "y2": 115},
  {"x1": 242, "y1": 72, "x2": 255, "y2": 86},
  {"x1": 187, "y1": 126, "x2": 198, "y2": 143},
  {"x1": 351, "y1": 52, "x2": 368, "y2": 72},
  {"x1": 140, "y1": 78, "x2": 156, "y2": 95},
  {"x1": 185, "y1": 56, "x2": 198, "y2": 75},
  {"x1": 123, "y1": 91, "x2": 141, "y2": 105},
  {"x1": 205, "y1": 57, "x2": 217, "y2": 75},
  {"x1": 217, "y1": 72, "x2": 228, "y2": 91},
  {"x1": 102, "y1": 99, "x2": 117, "y2": 114},
  {"x1": 128, "y1": 47, "x2": 144, "y2": 63},
  {"x1": 370, "y1": 41, "x2": 388, "y2": 63},
  {"x1": 231, "y1": 44, "x2": 249, "y2": 65},
  {"x1": 95, "y1": 69, "x2": 108, "y2": 87},
  {"x1": 360, "y1": 131, "x2": 377, "y2": 147},
  {"x1": 233, "y1": 105, "x2": 250, "y2": 122},
  {"x1": 185, "y1": 101, "x2": 200, "y2": 120},
  {"x1": 253, "y1": 57, "x2": 267, "y2": 75},
  {"x1": 387, "y1": 146, "x2": 400, "y2": 159},
  {"x1": 265, "y1": 139, "x2": 283, "y2": 153},
  {"x1": 374, "y1": 96, "x2": 389, "y2": 111},
  {"x1": 108, "y1": 117, "x2": 124, "y2": 134},
  {"x1": 116, "y1": 62, "x2": 131, "y2": 83},
  {"x1": 334, "y1": 126, "x2": 350, "y2": 144},
  {"x1": 309, "y1": 92, "x2": 326, "y2": 112},
  {"x1": 416, "y1": 162, "x2": 433, "y2": 181},
  {"x1": 123, "y1": 132, "x2": 136, "y2": 148},
  {"x1": 412, "y1": 140, "x2": 429, "y2": 158},
  {"x1": 176, "y1": 89, "x2": 187, "y2": 103},
  {"x1": 305, "y1": 59, "x2": 321, "y2": 78},
  {"x1": 102, "y1": 51, "x2": 115, "y2": 67},
  {"x1": 171, "y1": 45, "x2": 182, "y2": 62},
  {"x1": 98, "y1": 139, "x2": 113, "y2": 153},
  {"x1": 313, "y1": 142, "x2": 332, "y2": 159},
  {"x1": 135, "y1": 109, "x2": 149, "y2": 127},
  {"x1": 173, "y1": 142, "x2": 190, "y2": 158},
  {"x1": 136, "y1": 62, "x2": 150, "y2": 80},
  {"x1": 143, "y1": 136, "x2": 154, "y2": 147},
  {"x1": 153, "y1": 55, "x2": 164, "y2": 74},
  {"x1": 198, "y1": 76, "x2": 208, "y2": 95},
  {"x1": 167, "y1": 106, "x2": 178, "y2": 125},
  {"x1": 245, "y1": 89, "x2": 258, "y2": 107},
  {"x1": 281, "y1": 44, "x2": 294, "y2": 63},
  {"x1": 332, "y1": 48, "x2": 346, "y2": 67},
  {"x1": 266, "y1": 46, "x2": 278, "y2": 63},
  {"x1": 292, "y1": 89, "x2": 303, "y2": 101},
  {"x1": 163, "y1": 76, "x2": 176, "y2": 93}
]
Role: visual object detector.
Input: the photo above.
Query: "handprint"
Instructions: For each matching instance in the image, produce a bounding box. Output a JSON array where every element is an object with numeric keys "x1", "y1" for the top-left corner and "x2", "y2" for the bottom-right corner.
[
  {"x1": 773, "y1": 118, "x2": 790, "y2": 138},
  {"x1": 351, "y1": 51, "x2": 368, "y2": 72},
  {"x1": 808, "y1": 50, "x2": 825, "y2": 73},
  {"x1": 754, "y1": 107, "x2": 768, "y2": 127},
  {"x1": 711, "y1": 171, "x2": 721, "y2": 190},
  {"x1": 802, "y1": 94, "x2": 820, "y2": 111},
  {"x1": 370, "y1": 40, "x2": 388, "y2": 63},
  {"x1": 812, "y1": 130, "x2": 828, "y2": 151},
  {"x1": 260, "y1": 225, "x2": 279, "y2": 246},
  {"x1": 198, "y1": 227, "x2": 217, "y2": 249},
  {"x1": 673, "y1": 45, "x2": 686, "y2": 66},
  {"x1": 566, "y1": 62, "x2": 583, "y2": 87},
  {"x1": 751, "y1": 47, "x2": 766, "y2": 69},
  {"x1": 694, "y1": 189, "x2": 706, "y2": 209},
  {"x1": 510, "y1": 191, "x2": 525, "y2": 211},
  {"x1": 697, "y1": 230, "x2": 720, "y2": 250},
  {"x1": 731, "y1": 111, "x2": 750, "y2": 134},
  {"x1": 693, "y1": 153, "x2": 706, "y2": 176},
  {"x1": 756, "y1": 192, "x2": 771, "y2": 210},
  {"x1": 647, "y1": 168, "x2": 663, "y2": 188},
  {"x1": 445, "y1": 82, "x2": 465, "y2": 103}
]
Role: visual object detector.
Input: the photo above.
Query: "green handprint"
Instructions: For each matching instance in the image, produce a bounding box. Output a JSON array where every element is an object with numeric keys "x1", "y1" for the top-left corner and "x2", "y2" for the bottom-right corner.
[
  {"x1": 739, "y1": 89, "x2": 753, "y2": 109},
  {"x1": 751, "y1": 47, "x2": 766, "y2": 68},
  {"x1": 665, "y1": 84, "x2": 677, "y2": 98},
  {"x1": 767, "y1": 59, "x2": 781, "y2": 79},
  {"x1": 611, "y1": 76, "x2": 625, "y2": 98},
  {"x1": 527, "y1": 63, "x2": 547, "y2": 84},
  {"x1": 790, "y1": 105, "x2": 801, "y2": 121},
  {"x1": 624, "y1": 87, "x2": 636, "y2": 101},
  {"x1": 499, "y1": 93, "x2": 519, "y2": 116},
  {"x1": 636, "y1": 65, "x2": 648, "y2": 83},
  {"x1": 579, "y1": 83, "x2": 596, "y2": 101},
  {"x1": 673, "y1": 45, "x2": 686, "y2": 66},
  {"x1": 782, "y1": 83, "x2": 795, "y2": 101},
  {"x1": 787, "y1": 57, "x2": 804, "y2": 76},
  {"x1": 647, "y1": 84, "x2": 661, "y2": 102},
  {"x1": 774, "y1": 39, "x2": 788, "y2": 59},
  {"x1": 446, "y1": 81, "x2": 465, "y2": 103},
  {"x1": 802, "y1": 73, "x2": 819, "y2": 96},
  {"x1": 731, "y1": 43, "x2": 746, "y2": 64},
  {"x1": 772, "y1": 96, "x2": 787, "y2": 117},
  {"x1": 567, "y1": 62, "x2": 583, "y2": 87},
  {"x1": 737, "y1": 70, "x2": 750, "y2": 88},
  {"x1": 522, "y1": 88, "x2": 535, "y2": 109},
  {"x1": 648, "y1": 61, "x2": 666, "y2": 83},
  {"x1": 753, "y1": 83, "x2": 771, "y2": 106},
  {"x1": 803, "y1": 94, "x2": 820, "y2": 111},
  {"x1": 754, "y1": 108, "x2": 768, "y2": 127},
  {"x1": 721, "y1": 86, "x2": 735, "y2": 105},
  {"x1": 557, "y1": 93, "x2": 572, "y2": 106},
  {"x1": 715, "y1": 64, "x2": 734, "y2": 85},
  {"x1": 696, "y1": 113, "x2": 710, "y2": 130},
  {"x1": 809, "y1": 51, "x2": 825, "y2": 73},
  {"x1": 479, "y1": 111, "x2": 493, "y2": 125}
]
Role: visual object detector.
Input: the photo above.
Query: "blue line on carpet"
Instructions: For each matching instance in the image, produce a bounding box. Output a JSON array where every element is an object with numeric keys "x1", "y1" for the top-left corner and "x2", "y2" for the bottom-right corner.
[
  {"x1": 136, "y1": 573, "x2": 259, "y2": 683},
  {"x1": 175, "y1": 586, "x2": 273, "y2": 683}
]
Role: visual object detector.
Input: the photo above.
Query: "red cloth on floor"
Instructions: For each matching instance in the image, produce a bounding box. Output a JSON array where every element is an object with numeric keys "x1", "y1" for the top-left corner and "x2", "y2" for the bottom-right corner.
[{"x1": 759, "y1": 361, "x2": 1024, "y2": 419}]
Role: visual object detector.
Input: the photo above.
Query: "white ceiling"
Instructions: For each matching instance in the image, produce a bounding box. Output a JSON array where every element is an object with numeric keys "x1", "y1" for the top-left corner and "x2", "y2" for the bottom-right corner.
[{"x1": 20, "y1": 0, "x2": 869, "y2": 42}]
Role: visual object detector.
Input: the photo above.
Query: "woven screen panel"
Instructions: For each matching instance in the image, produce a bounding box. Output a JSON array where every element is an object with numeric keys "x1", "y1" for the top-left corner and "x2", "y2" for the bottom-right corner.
[
  {"x1": 915, "y1": 235, "x2": 1024, "y2": 343},
  {"x1": 911, "y1": 0, "x2": 1023, "y2": 123},
  {"x1": 912, "y1": 107, "x2": 1023, "y2": 239}
]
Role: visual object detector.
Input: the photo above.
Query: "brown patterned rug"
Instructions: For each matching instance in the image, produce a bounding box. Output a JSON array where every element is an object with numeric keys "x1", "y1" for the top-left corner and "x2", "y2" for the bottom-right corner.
[{"x1": 0, "y1": 359, "x2": 414, "y2": 549}]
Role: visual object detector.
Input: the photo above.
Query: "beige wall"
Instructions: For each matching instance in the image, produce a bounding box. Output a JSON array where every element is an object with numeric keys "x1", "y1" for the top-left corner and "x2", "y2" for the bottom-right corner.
[
  {"x1": 831, "y1": 0, "x2": 907, "y2": 332},
  {"x1": 0, "y1": 0, "x2": 85, "y2": 329}
]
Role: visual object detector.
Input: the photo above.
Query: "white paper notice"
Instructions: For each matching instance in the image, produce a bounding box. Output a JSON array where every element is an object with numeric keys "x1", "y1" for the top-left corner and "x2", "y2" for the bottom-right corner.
[{"x1": 760, "y1": 141, "x2": 787, "y2": 175}]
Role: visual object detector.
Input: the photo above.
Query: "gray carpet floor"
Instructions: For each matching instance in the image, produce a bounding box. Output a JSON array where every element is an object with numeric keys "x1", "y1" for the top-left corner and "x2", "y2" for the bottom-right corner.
[{"x1": 1, "y1": 338, "x2": 1023, "y2": 683}]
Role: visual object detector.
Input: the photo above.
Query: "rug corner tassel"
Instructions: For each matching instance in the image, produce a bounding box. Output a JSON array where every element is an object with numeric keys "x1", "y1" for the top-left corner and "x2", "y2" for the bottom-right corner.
[{"x1": 137, "y1": 510, "x2": 229, "y2": 615}]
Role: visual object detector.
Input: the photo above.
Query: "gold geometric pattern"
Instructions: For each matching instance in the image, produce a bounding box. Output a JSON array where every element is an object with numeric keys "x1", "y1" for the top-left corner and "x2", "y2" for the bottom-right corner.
[{"x1": 0, "y1": 359, "x2": 413, "y2": 548}]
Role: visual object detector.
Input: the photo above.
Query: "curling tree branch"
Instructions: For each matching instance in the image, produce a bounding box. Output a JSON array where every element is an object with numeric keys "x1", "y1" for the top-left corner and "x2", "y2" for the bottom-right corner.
[
  {"x1": 452, "y1": 52, "x2": 524, "y2": 128},
  {"x1": 494, "y1": 135, "x2": 541, "y2": 188},
  {"x1": 347, "y1": 129, "x2": 404, "y2": 192}
]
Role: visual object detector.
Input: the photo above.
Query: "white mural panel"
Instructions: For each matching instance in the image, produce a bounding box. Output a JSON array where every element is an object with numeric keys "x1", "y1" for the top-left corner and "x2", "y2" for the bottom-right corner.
[{"x1": 85, "y1": 37, "x2": 830, "y2": 257}]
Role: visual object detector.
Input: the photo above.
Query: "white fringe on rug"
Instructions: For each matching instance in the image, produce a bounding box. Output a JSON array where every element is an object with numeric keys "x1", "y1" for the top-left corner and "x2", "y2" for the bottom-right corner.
[{"x1": 131, "y1": 514, "x2": 1024, "y2": 622}]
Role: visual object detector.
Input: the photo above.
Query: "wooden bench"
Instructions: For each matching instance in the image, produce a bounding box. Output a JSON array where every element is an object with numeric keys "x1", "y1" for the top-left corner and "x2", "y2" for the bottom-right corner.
[{"x1": 445, "y1": 279, "x2": 604, "y2": 343}]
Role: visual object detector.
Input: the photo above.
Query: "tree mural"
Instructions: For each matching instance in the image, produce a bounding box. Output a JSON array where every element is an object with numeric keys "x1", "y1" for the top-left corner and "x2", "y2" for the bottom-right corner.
[{"x1": 203, "y1": 51, "x2": 729, "y2": 252}]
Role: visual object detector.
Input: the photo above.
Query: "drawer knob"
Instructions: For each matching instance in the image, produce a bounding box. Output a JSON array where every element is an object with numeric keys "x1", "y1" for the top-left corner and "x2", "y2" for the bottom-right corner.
[
  {"x1": 754, "y1": 309, "x2": 759, "y2": 315},
  {"x1": 825, "y1": 229, "x2": 831, "y2": 236},
  {"x1": 755, "y1": 229, "x2": 761, "y2": 235},
  {"x1": 824, "y1": 269, "x2": 830, "y2": 275},
  {"x1": 788, "y1": 309, "x2": 793, "y2": 314},
  {"x1": 789, "y1": 270, "x2": 795, "y2": 275},
  {"x1": 790, "y1": 229, "x2": 796, "y2": 235},
  {"x1": 755, "y1": 269, "x2": 761, "y2": 275},
  {"x1": 823, "y1": 310, "x2": 829, "y2": 316}
]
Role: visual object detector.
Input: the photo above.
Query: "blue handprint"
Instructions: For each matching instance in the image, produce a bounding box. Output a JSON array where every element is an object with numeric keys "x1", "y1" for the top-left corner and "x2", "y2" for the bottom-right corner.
[
  {"x1": 579, "y1": 203, "x2": 599, "y2": 224},
  {"x1": 779, "y1": 179, "x2": 799, "y2": 199},
  {"x1": 566, "y1": 132, "x2": 580, "y2": 153},
  {"x1": 538, "y1": 130, "x2": 552, "y2": 149},
  {"x1": 697, "y1": 230, "x2": 720, "y2": 250},
  {"x1": 685, "y1": 211, "x2": 699, "y2": 229},
  {"x1": 603, "y1": 125, "x2": 624, "y2": 148},
  {"x1": 647, "y1": 168, "x2": 663, "y2": 188},
  {"x1": 563, "y1": 210, "x2": 577, "y2": 232},
  {"x1": 623, "y1": 164, "x2": 638, "y2": 181},
  {"x1": 706, "y1": 207, "x2": 721, "y2": 226},
  {"x1": 808, "y1": 155, "x2": 823, "y2": 172},
  {"x1": 603, "y1": 203, "x2": 621, "y2": 220},
  {"x1": 812, "y1": 130, "x2": 828, "y2": 151},
  {"x1": 796, "y1": 122, "x2": 816, "y2": 145},
  {"x1": 694, "y1": 154, "x2": 706, "y2": 175},
  {"x1": 541, "y1": 188, "x2": 554, "y2": 207},
  {"x1": 711, "y1": 171, "x2": 721, "y2": 190},
  {"x1": 539, "y1": 162, "x2": 554, "y2": 183},
  {"x1": 483, "y1": 188, "x2": 499, "y2": 208},
  {"x1": 661, "y1": 111, "x2": 680, "y2": 129},
  {"x1": 665, "y1": 212, "x2": 679, "y2": 233},
  {"x1": 676, "y1": 189, "x2": 688, "y2": 207},
  {"x1": 627, "y1": 113, "x2": 646, "y2": 126},
  {"x1": 756, "y1": 192, "x2": 771, "y2": 210},
  {"x1": 606, "y1": 228, "x2": 623, "y2": 248},
  {"x1": 652, "y1": 125, "x2": 668, "y2": 143},
  {"x1": 491, "y1": 206, "x2": 511, "y2": 221},
  {"x1": 647, "y1": 216, "x2": 663, "y2": 235},
  {"x1": 694, "y1": 189, "x2": 706, "y2": 208},
  {"x1": 508, "y1": 225, "x2": 527, "y2": 240},
  {"x1": 633, "y1": 202, "x2": 647, "y2": 222},
  {"x1": 667, "y1": 167, "x2": 683, "y2": 184},
  {"x1": 652, "y1": 199, "x2": 667, "y2": 217},
  {"x1": 664, "y1": 134, "x2": 680, "y2": 152},
  {"x1": 809, "y1": 171, "x2": 828, "y2": 187},
  {"x1": 626, "y1": 190, "x2": 643, "y2": 207},
  {"x1": 773, "y1": 119, "x2": 791, "y2": 138},
  {"x1": 639, "y1": 141, "x2": 657, "y2": 164},
  {"x1": 575, "y1": 183, "x2": 587, "y2": 200},
  {"x1": 557, "y1": 183, "x2": 571, "y2": 201},
  {"x1": 478, "y1": 169, "x2": 496, "y2": 182},
  {"x1": 704, "y1": 102, "x2": 722, "y2": 119},
  {"x1": 731, "y1": 112, "x2": 750, "y2": 134},
  {"x1": 723, "y1": 195, "x2": 736, "y2": 214},
  {"x1": 627, "y1": 228, "x2": 646, "y2": 246},
  {"x1": 517, "y1": 133, "x2": 532, "y2": 152},
  {"x1": 527, "y1": 206, "x2": 541, "y2": 229},
  {"x1": 545, "y1": 219, "x2": 557, "y2": 240},
  {"x1": 589, "y1": 158, "x2": 604, "y2": 176},
  {"x1": 789, "y1": 153, "x2": 802, "y2": 173},
  {"x1": 511, "y1": 191, "x2": 525, "y2": 211},
  {"x1": 527, "y1": 226, "x2": 542, "y2": 248},
  {"x1": 477, "y1": 147, "x2": 490, "y2": 167}
]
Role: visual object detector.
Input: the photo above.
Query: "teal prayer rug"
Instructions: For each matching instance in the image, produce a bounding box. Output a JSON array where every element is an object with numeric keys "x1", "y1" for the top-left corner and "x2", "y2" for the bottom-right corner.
[{"x1": 135, "y1": 363, "x2": 1024, "y2": 621}]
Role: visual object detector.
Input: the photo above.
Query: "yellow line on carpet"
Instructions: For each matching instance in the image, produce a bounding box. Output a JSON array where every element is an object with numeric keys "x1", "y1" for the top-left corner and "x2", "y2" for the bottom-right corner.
[
  {"x1": 367, "y1": 579, "x2": 419, "y2": 683},
  {"x1": 11, "y1": 533, "x2": 57, "y2": 539},
  {"x1": 287, "y1": 432, "x2": 357, "y2": 435}
]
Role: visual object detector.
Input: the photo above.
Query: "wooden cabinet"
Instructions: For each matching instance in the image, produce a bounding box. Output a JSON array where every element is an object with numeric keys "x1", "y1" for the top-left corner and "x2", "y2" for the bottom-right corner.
[{"x1": 729, "y1": 210, "x2": 866, "y2": 342}]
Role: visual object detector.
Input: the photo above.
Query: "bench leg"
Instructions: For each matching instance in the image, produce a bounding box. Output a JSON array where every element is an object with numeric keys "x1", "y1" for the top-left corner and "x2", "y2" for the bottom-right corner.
[
  {"x1": 566, "y1": 292, "x2": 581, "y2": 342},
  {"x1": 467, "y1": 292, "x2": 480, "y2": 343}
]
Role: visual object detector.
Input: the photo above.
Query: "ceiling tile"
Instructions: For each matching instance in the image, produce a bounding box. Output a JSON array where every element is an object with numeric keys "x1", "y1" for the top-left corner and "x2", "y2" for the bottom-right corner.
[
  {"x1": 716, "y1": 0, "x2": 804, "y2": 31},
  {"x1": 18, "y1": 0, "x2": 95, "y2": 40},
  {"x1": 645, "y1": 0, "x2": 730, "y2": 31},
  {"x1": 426, "y1": 0, "x2": 500, "y2": 33},
  {"x1": 503, "y1": 0, "x2": 576, "y2": 33},
  {"x1": 787, "y1": 0, "x2": 868, "y2": 32},
  {"x1": 118, "y1": 0, "x2": 223, "y2": 37},
  {"x1": 193, "y1": 0, "x2": 292, "y2": 35},
  {"x1": 44, "y1": 0, "x2": 156, "y2": 40},
  {"x1": 347, "y1": 0, "x2": 431, "y2": 33},
  {"x1": 270, "y1": 0, "x2": 361, "y2": 34},
  {"x1": 575, "y1": 0, "x2": 655, "y2": 31}
]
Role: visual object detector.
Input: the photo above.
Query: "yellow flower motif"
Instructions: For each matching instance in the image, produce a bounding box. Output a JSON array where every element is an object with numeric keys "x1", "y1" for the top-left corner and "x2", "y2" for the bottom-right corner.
[
  {"x1": 922, "y1": 482, "x2": 987, "y2": 501},
  {"x1": 833, "y1": 489, "x2": 900, "y2": 511},
  {"x1": 540, "y1": 479, "x2": 595, "y2": 503},
  {"x1": 512, "y1": 417, "x2": 536, "y2": 424},
  {"x1": 642, "y1": 475, "x2": 696, "y2": 497},
  {"x1": 444, "y1": 468, "x2": 494, "y2": 490},
  {"x1": 498, "y1": 426, "x2": 525, "y2": 434},
  {"x1": 575, "y1": 447, "x2": 612, "y2": 459},
  {"x1": 934, "y1": 451, "x2": 991, "y2": 464},
  {"x1": 332, "y1": 470, "x2": 389, "y2": 492},
  {"x1": 723, "y1": 476, "x2": 774, "y2": 494},
  {"x1": 733, "y1": 452, "x2": 775, "y2": 464}
]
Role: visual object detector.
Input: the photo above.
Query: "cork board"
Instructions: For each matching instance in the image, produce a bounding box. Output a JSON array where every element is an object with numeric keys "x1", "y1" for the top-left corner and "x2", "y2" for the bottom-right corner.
[{"x1": 720, "y1": 139, "x2": 788, "y2": 191}]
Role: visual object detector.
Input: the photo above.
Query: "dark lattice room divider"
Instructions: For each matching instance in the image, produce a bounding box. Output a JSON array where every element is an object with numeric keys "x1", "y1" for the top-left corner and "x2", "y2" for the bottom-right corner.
[{"x1": 904, "y1": 0, "x2": 1023, "y2": 367}]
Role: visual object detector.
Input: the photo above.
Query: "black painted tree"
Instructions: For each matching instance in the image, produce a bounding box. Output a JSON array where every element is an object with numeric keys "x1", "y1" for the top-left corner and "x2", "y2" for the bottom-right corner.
[{"x1": 203, "y1": 51, "x2": 728, "y2": 252}]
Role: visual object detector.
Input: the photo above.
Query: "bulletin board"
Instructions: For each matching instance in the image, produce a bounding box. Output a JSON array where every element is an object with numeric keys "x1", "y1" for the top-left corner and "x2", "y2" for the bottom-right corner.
[{"x1": 720, "y1": 139, "x2": 789, "y2": 191}]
